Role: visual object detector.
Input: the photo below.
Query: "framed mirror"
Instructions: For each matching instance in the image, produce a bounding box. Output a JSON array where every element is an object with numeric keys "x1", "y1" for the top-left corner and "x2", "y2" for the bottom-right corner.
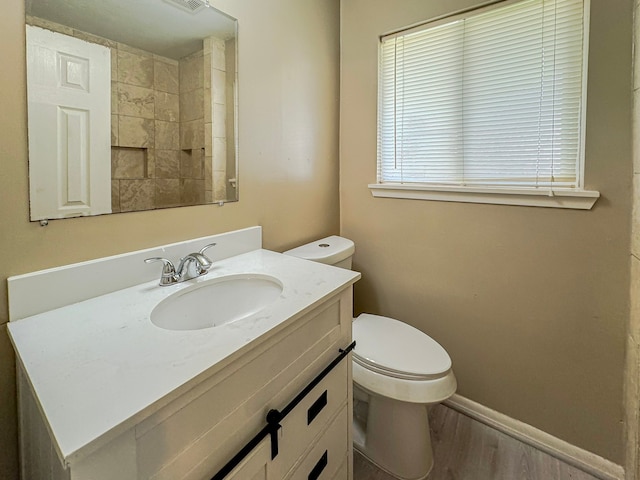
[{"x1": 25, "y1": 0, "x2": 238, "y2": 221}]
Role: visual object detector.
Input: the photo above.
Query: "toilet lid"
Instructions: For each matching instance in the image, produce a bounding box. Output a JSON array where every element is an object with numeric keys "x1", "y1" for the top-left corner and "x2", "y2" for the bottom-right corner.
[{"x1": 352, "y1": 314, "x2": 452, "y2": 379}]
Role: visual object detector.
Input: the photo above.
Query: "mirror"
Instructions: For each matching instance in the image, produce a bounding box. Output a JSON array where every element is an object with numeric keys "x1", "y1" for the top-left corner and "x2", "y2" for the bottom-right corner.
[{"x1": 25, "y1": 0, "x2": 238, "y2": 221}]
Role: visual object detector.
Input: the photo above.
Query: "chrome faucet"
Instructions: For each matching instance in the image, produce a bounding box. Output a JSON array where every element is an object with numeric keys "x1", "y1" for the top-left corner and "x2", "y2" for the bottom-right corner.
[{"x1": 145, "y1": 243, "x2": 216, "y2": 286}]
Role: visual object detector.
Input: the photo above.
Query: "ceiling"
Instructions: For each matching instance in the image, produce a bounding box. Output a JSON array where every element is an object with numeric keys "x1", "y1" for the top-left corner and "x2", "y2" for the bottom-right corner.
[{"x1": 25, "y1": 0, "x2": 237, "y2": 59}]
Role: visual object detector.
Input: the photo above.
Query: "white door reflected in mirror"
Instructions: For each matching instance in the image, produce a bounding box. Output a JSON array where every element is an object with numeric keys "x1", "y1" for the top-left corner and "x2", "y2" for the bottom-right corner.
[{"x1": 27, "y1": 26, "x2": 112, "y2": 220}]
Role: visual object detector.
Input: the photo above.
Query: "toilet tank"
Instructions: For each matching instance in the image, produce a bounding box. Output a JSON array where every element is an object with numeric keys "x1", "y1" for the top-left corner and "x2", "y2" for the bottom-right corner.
[{"x1": 283, "y1": 235, "x2": 355, "y2": 270}]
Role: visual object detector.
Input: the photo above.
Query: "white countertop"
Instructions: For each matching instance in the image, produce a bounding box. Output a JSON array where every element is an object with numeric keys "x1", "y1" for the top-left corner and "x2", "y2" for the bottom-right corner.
[{"x1": 8, "y1": 249, "x2": 359, "y2": 466}]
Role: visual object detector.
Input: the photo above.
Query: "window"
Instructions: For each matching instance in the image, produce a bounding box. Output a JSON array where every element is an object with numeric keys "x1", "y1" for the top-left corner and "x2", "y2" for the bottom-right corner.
[{"x1": 372, "y1": 0, "x2": 599, "y2": 209}]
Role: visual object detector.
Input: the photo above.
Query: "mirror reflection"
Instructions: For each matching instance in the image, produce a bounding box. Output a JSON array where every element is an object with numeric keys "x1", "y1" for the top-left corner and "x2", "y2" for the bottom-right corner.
[{"x1": 25, "y1": 0, "x2": 238, "y2": 221}]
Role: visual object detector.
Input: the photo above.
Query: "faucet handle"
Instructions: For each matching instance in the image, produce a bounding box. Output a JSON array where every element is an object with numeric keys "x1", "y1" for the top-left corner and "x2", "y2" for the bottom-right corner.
[
  {"x1": 144, "y1": 257, "x2": 177, "y2": 286},
  {"x1": 197, "y1": 243, "x2": 216, "y2": 273},
  {"x1": 199, "y1": 243, "x2": 217, "y2": 257}
]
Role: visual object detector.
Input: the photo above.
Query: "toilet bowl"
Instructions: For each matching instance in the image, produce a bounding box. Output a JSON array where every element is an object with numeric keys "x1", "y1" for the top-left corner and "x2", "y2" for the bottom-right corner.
[
  {"x1": 352, "y1": 313, "x2": 456, "y2": 479},
  {"x1": 284, "y1": 236, "x2": 457, "y2": 480}
]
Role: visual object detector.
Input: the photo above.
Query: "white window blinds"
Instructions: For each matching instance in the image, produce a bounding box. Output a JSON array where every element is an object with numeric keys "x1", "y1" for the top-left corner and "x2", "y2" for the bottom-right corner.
[{"x1": 378, "y1": 0, "x2": 586, "y2": 189}]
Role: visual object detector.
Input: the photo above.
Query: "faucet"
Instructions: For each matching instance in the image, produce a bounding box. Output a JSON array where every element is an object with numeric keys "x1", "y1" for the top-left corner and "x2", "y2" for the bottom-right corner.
[{"x1": 145, "y1": 243, "x2": 216, "y2": 286}]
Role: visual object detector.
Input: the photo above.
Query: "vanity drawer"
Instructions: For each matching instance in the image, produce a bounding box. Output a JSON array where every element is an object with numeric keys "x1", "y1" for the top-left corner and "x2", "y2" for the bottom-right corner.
[
  {"x1": 332, "y1": 456, "x2": 348, "y2": 480},
  {"x1": 274, "y1": 360, "x2": 348, "y2": 477},
  {"x1": 284, "y1": 406, "x2": 348, "y2": 480}
]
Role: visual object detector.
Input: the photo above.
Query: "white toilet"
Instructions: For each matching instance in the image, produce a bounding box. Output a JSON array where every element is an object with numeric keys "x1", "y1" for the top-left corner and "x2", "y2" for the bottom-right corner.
[{"x1": 284, "y1": 236, "x2": 457, "y2": 480}]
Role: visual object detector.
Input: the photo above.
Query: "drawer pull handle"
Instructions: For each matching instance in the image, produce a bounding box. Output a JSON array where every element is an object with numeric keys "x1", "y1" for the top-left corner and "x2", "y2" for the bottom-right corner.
[
  {"x1": 307, "y1": 390, "x2": 328, "y2": 425},
  {"x1": 308, "y1": 450, "x2": 328, "y2": 480}
]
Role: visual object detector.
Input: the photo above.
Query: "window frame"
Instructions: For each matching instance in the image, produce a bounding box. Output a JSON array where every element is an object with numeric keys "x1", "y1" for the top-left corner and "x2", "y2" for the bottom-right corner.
[{"x1": 370, "y1": 0, "x2": 599, "y2": 210}]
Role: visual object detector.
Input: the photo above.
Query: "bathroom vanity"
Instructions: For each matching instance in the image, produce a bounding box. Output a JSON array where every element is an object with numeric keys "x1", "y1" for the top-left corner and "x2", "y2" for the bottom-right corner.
[{"x1": 7, "y1": 227, "x2": 360, "y2": 480}]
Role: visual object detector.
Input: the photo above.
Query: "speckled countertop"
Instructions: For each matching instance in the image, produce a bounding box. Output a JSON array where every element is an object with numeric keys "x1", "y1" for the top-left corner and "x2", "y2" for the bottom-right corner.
[{"x1": 8, "y1": 249, "x2": 360, "y2": 465}]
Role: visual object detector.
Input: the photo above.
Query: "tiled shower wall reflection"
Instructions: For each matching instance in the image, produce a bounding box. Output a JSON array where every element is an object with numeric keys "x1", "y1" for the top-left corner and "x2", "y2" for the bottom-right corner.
[
  {"x1": 112, "y1": 46, "x2": 181, "y2": 212},
  {"x1": 179, "y1": 50, "x2": 206, "y2": 207},
  {"x1": 26, "y1": 15, "x2": 230, "y2": 213}
]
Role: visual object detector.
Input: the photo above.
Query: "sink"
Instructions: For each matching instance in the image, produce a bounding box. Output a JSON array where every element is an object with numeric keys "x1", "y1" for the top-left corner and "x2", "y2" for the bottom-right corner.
[{"x1": 151, "y1": 274, "x2": 283, "y2": 331}]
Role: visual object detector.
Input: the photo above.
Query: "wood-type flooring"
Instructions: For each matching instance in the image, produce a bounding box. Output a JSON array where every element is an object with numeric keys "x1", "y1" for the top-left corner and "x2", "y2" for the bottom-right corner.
[{"x1": 353, "y1": 404, "x2": 601, "y2": 480}]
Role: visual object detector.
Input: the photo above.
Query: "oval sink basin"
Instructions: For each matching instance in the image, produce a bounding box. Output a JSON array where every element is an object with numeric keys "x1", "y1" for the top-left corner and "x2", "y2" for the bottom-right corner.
[{"x1": 151, "y1": 274, "x2": 283, "y2": 331}]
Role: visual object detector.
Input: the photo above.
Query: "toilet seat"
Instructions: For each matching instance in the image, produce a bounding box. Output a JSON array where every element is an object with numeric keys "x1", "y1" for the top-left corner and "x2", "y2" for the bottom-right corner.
[
  {"x1": 352, "y1": 314, "x2": 457, "y2": 403},
  {"x1": 353, "y1": 313, "x2": 451, "y2": 378},
  {"x1": 353, "y1": 357, "x2": 445, "y2": 381}
]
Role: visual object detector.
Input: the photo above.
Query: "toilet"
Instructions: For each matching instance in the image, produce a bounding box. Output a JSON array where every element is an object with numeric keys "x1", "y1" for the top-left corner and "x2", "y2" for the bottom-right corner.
[{"x1": 284, "y1": 236, "x2": 457, "y2": 480}]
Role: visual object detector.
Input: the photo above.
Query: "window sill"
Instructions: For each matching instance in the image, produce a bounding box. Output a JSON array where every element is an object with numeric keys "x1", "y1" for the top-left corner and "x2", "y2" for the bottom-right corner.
[{"x1": 368, "y1": 184, "x2": 600, "y2": 210}]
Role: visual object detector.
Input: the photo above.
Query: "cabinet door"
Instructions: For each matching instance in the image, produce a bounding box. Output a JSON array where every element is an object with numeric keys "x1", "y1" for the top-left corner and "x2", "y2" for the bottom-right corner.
[
  {"x1": 138, "y1": 301, "x2": 344, "y2": 480},
  {"x1": 225, "y1": 439, "x2": 272, "y2": 480}
]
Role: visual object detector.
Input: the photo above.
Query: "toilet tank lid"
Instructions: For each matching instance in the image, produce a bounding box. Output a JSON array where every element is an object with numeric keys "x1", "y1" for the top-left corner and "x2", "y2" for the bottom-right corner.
[{"x1": 283, "y1": 235, "x2": 355, "y2": 265}]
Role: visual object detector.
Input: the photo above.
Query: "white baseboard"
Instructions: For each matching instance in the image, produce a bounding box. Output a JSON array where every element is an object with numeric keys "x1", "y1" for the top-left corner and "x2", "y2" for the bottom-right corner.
[{"x1": 443, "y1": 394, "x2": 625, "y2": 480}]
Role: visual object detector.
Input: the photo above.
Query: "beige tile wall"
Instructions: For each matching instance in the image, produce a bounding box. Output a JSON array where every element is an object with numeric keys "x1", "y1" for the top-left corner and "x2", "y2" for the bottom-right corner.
[
  {"x1": 204, "y1": 38, "x2": 215, "y2": 202},
  {"x1": 114, "y1": 45, "x2": 179, "y2": 212},
  {"x1": 204, "y1": 36, "x2": 229, "y2": 203},
  {"x1": 225, "y1": 38, "x2": 237, "y2": 201},
  {"x1": 179, "y1": 50, "x2": 206, "y2": 205}
]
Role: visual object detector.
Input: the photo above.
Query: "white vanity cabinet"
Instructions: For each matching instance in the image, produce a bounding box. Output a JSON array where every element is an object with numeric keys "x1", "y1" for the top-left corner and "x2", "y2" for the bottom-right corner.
[{"x1": 16, "y1": 287, "x2": 354, "y2": 480}]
